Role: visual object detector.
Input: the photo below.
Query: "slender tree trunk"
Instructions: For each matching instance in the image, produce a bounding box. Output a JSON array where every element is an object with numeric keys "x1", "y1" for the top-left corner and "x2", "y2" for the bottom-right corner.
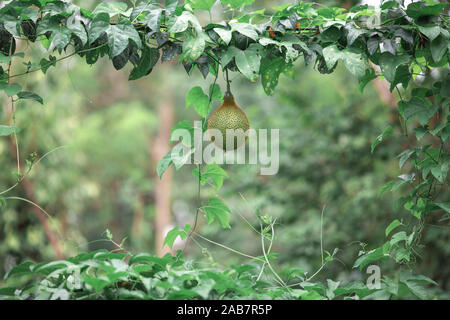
[
  {"x1": 131, "y1": 194, "x2": 145, "y2": 237},
  {"x1": 2, "y1": 39, "x2": 64, "y2": 260},
  {"x1": 5, "y1": 137, "x2": 65, "y2": 260},
  {"x1": 370, "y1": 62, "x2": 398, "y2": 110},
  {"x1": 151, "y1": 98, "x2": 174, "y2": 256}
]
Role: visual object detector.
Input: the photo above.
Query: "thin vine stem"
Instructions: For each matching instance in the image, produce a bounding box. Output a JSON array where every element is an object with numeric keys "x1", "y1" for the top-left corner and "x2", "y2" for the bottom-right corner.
[
  {"x1": 193, "y1": 232, "x2": 264, "y2": 262},
  {"x1": 9, "y1": 43, "x2": 108, "y2": 79},
  {"x1": 183, "y1": 63, "x2": 220, "y2": 252},
  {"x1": 0, "y1": 146, "x2": 66, "y2": 196},
  {"x1": 183, "y1": 163, "x2": 201, "y2": 252}
]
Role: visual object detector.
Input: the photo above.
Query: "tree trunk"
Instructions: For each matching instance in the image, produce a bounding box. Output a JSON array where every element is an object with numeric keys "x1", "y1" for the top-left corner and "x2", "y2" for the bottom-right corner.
[
  {"x1": 151, "y1": 98, "x2": 174, "y2": 256},
  {"x1": 2, "y1": 39, "x2": 64, "y2": 260},
  {"x1": 370, "y1": 62, "x2": 398, "y2": 110}
]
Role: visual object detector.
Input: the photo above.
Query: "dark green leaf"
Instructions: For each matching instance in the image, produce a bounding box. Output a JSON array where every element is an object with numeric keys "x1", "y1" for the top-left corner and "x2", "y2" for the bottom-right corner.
[
  {"x1": 0, "y1": 125, "x2": 20, "y2": 137},
  {"x1": 17, "y1": 91, "x2": 43, "y2": 104},
  {"x1": 202, "y1": 198, "x2": 231, "y2": 229},
  {"x1": 371, "y1": 126, "x2": 393, "y2": 153},
  {"x1": 0, "y1": 82, "x2": 22, "y2": 96},
  {"x1": 185, "y1": 86, "x2": 210, "y2": 117},
  {"x1": 385, "y1": 219, "x2": 402, "y2": 237},
  {"x1": 129, "y1": 46, "x2": 160, "y2": 80}
]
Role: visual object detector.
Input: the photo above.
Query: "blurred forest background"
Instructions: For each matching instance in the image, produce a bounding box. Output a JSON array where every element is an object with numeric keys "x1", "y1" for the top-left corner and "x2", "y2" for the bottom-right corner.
[{"x1": 0, "y1": 0, "x2": 449, "y2": 295}]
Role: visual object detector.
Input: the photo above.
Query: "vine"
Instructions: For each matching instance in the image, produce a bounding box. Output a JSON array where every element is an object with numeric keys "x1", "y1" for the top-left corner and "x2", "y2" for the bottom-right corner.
[{"x1": 0, "y1": 0, "x2": 448, "y2": 300}]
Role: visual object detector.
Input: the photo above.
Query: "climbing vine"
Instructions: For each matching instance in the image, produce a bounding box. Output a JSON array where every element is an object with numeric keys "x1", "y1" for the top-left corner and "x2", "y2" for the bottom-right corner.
[{"x1": 0, "y1": 0, "x2": 448, "y2": 300}]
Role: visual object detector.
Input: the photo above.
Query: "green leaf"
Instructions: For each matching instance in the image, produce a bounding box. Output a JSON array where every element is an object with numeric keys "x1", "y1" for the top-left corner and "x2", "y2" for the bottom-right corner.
[
  {"x1": 165, "y1": 0, "x2": 178, "y2": 13},
  {"x1": 93, "y1": 2, "x2": 128, "y2": 16},
  {"x1": 398, "y1": 97, "x2": 438, "y2": 126},
  {"x1": 371, "y1": 126, "x2": 393, "y2": 153},
  {"x1": 21, "y1": 7, "x2": 39, "y2": 23},
  {"x1": 231, "y1": 22, "x2": 258, "y2": 41},
  {"x1": 202, "y1": 198, "x2": 231, "y2": 229},
  {"x1": 430, "y1": 35, "x2": 448, "y2": 63},
  {"x1": 390, "y1": 64, "x2": 410, "y2": 91},
  {"x1": 170, "y1": 120, "x2": 194, "y2": 147},
  {"x1": 163, "y1": 224, "x2": 191, "y2": 249},
  {"x1": 35, "y1": 15, "x2": 72, "y2": 50},
  {"x1": 17, "y1": 91, "x2": 44, "y2": 104},
  {"x1": 406, "y1": 2, "x2": 446, "y2": 19},
  {"x1": 40, "y1": 55, "x2": 57, "y2": 74},
  {"x1": 169, "y1": 11, "x2": 202, "y2": 33},
  {"x1": 430, "y1": 123, "x2": 446, "y2": 136},
  {"x1": 431, "y1": 165, "x2": 446, "y2": 183},
  {"x1": 413, "y1": 126, "x2": 428, "y2": 141},
  {"x1": 279, "y1": 35, "x2": 309, "y2": 62},
  {"x1": 379, "y1": 52, "x2": 410, "y2": 83},
  {"x1": 88, "y1": 12, "x2": 110, "y2": 43},
  {"x1": 0, "y1": 53, "x2": 11, "y2": 64},
  {"x1": 0, "y1": 82, "x2": 22, "y2": 96},
  {"x1": 187, "y1": 0, "x2": 216, "y2": 11},
  {"x1": 0, "y1": 125, "x2": 20, "y2": 137},
  {"x1": 167, "y1": 289, "x2": 199, "y2": 300},
  {"x1": 209, "y1": 83, "x2": 223, "y2": 101},
  {"x1": 5, "y1": 261, "x2": 35, "y2": 279},
  {"x1": 390, "y1": 231, "x2": 408, "y2": 246},
  {"x1": 193, "y1": 164, "x2": 228, "y2": 190},
  {"x1": 145, "y1": 7, "x2": 162, "y2": 31},
  {"x1": 417, "y1": 25, "x2": 441, "y2": 41},
  {"x1": 326, "y1": 279, "x2": 340, "y2": 299},
  {"x1": 322, "y1": 46, "x2": 367, "y2": 79},
  {"x1": 358, "y1": 68, "x2": 377, "y2": 92},
  {"x1": 224, "y1": 45, "x2": 261, "y2": 82},
  {"x1": 68, "y1": 21, "x2": 88, "y2": 45},
  {"x1": 378, "y1": 180, "x2": 396, "y2": 196},
  {"x1": 0, "y1": 287, "x2": 16, "y2": 297},
  {"x1": 186, "y1": 86, "x2": 210, "y2": 117},
  {"x1": 397, "y1": 149, "x2": 415, "y2": 169},
  {"x1": 89, "y1": 14, "x2": 142, "y2": 57},
  {"x1": 220, "y1": 0, "x2": 255, "y2": 9},
  {"x1": 260, "y1": 56, "x2": 291, "y2": 96},
  {"x1": 214, "y1": 27, "x2": 232, "y2": 45},
  {"x1": 129, "y1": 46, "x2": 160, "y2": 80},
  {"x1": 83, "y1": 276, "x2": 111, "y2": 292},
  {"x1": 385, "y1": 219, "x2": 402, "y2": 237},
  {"x1": 346, "y1": 27, "x2": 365, "y2": 46},
  {"x1": 434, "y1": 202, "x2": 450, "y2": 214},
  {"x1": 399, "y1": 270, "x2": 437, "y2": 300},
  {"x1": 182, "y1": 32, "x2": 206, "y2": 62},
  {"x1": 171, "y1": 144, "x2": 195, "y2": 170},
  {"x1": 395, "y1": 248, "x2": 410, "y2": 262},
  {"x1": 156, "y1": 149, "x2": 173, "y2": 179},
  {"x1": 108, "y1": 23, "x2": 142, "y2": 57},
  {"x1": 353, "y1": 247, "x2": 386, "y2": 270}
]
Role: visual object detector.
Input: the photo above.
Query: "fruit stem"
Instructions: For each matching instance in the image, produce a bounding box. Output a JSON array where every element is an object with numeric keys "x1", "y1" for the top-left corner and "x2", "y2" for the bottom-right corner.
[{"x1": 225, "y1": 68, "x2": 232, "y2": 98}]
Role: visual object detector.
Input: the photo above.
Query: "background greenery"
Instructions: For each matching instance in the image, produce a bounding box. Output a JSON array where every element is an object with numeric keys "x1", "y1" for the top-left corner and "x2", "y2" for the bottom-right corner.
[{"x1": 0, "y1": 0, "x2": 448, "y2": 299}]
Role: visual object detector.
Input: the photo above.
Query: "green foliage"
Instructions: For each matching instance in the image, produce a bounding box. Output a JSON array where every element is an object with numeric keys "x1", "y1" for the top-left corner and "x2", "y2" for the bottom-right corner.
[
  {"x1": 0, "y1": 248, "x2": 437, "y2": 300},
  {"x1": 164, "y1": 225, "x2": 191, "y2": 249},
  {"x1": 0, "y1": 0, "x2": 448, "y2": 300},
  {"x1": 0, "y1": 125, "x2": 20, "y2": 136},
  {"x1": 202, "y1": 198, "x2": 231, "y2": 229},
  {"x1": 192, "y1": 164, "x2": 228, "y2": 190}
]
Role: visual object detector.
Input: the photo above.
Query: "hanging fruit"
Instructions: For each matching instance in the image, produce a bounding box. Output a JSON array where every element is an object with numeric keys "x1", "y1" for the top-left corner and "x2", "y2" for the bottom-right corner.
[{"x1": 207, "y1": 74, "x2": 250, "y2": 151}]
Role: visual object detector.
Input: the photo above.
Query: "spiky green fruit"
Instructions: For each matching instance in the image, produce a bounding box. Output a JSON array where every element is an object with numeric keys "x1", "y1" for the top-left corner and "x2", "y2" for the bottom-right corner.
[{"x1": 207, "y1": 92, "x2": 250, "y2": 151}]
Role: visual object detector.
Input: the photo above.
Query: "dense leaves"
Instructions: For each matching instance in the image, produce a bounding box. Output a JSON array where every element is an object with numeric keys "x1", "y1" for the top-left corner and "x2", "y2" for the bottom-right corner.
[
  {"x1": 0, "y1": 0, "x2": 448, "y2": 300},
  {"x1": 0, "y1": 249, "x2": 437, "y2": 300},
  {"x1": 0, "y1": 0, "x2": 447, "y2": 96}
]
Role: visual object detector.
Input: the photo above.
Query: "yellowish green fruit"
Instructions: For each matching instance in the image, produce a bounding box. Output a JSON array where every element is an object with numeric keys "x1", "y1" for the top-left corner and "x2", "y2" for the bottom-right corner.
[{"x1": 208, "y1": 92, "x2": 250, "y2": 151}]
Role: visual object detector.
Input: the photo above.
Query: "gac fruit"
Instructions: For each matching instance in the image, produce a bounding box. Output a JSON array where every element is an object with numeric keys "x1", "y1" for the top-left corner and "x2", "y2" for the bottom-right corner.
[{"x1": 207, "y1": 91, "x2": 250, "y2": 151}]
